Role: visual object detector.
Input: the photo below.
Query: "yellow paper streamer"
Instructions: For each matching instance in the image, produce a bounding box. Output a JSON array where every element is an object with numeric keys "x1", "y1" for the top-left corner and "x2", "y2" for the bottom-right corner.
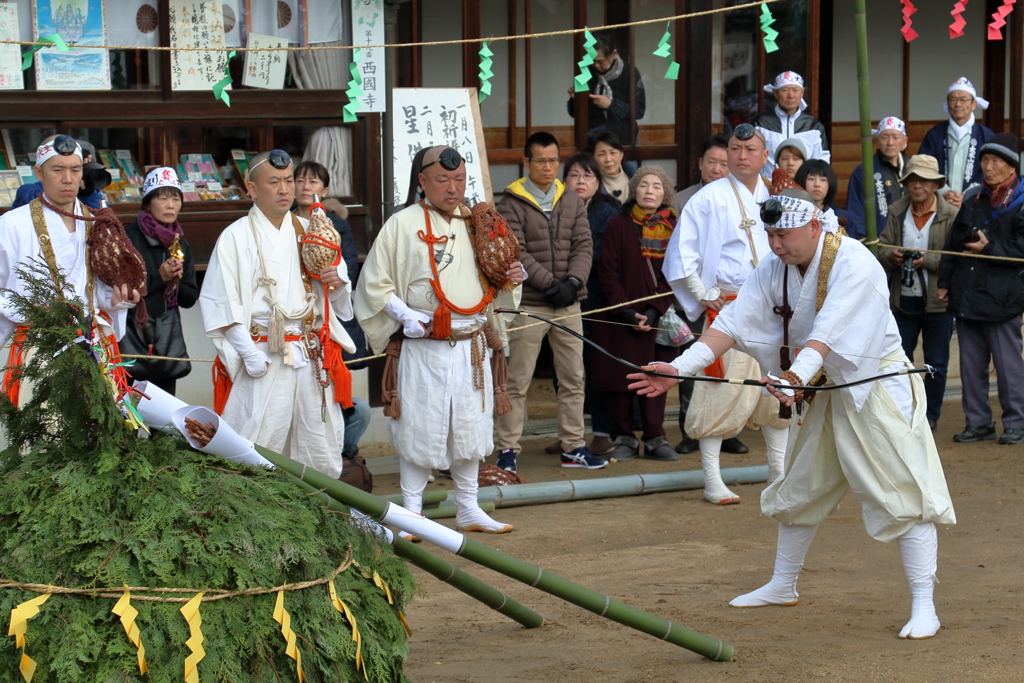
[
  {"x1": 327, "y1": 580, "x2": 362, "y2": 672},
  {"x1": 398, "y1": 611, "x2": 413, "y2": 637},
  {"x1": 371, "y1": 572, "x2": 394, "y2": 605},
  {"x1": 7, "y1": 589, "x2": 51, "y2": 683},
  {"x1": 179, "y1": 593, "x2": 205, "y2": 683},
  {"x1": 272, "y1": 591, "x2": 305, "y2": 683},
  {"x1": 111, "y1": 584, "x2": 147, "y2": 675}
]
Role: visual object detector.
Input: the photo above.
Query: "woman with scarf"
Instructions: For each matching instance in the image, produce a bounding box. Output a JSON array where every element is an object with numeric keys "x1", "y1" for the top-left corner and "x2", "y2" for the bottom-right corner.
[
  {"x1": 121, "y1": 168, "x2": 198, "y2": 395},
  {"x1": 592, "y1": 166, "x2": 679, "y2": 462}
]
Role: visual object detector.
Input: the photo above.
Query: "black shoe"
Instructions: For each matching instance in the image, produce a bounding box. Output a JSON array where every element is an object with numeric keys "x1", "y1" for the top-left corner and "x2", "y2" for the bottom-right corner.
[
  {"x1": 437, "y1": 469, "x2": 453, "y2": 479},
  {"x1": 643, "y1": 436, "x2": 680, "y2": 461},
  {"x1": 952, "y1": 424, "x2": 997, "y2": 443},
  {"x1": 998, "y1": 428, "x2": 1024, "y2": 445},
  {"x1": 675, "y1": 437, "x2": 699, "y2": 454},
  {"x1": 927, "y1": 418, "x2": 937, "y2": 433},
  {"x1": 721, "y1": 437, "x2": 749, "y2": 454}
]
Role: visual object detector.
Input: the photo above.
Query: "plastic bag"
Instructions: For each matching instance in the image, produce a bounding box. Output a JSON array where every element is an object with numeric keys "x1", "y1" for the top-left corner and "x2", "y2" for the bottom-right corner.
[{"x1": 656, "y1": 307, "x2": 695, "y2": 347}]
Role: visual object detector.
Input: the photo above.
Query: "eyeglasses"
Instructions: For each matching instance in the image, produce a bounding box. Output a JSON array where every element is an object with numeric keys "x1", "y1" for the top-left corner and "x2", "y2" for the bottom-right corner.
[
  {"x1": 528, "y1": 157, "x2": 560, "y2": 167},
  {"x1": 947, "y1": 96, "x2": 974, "y2": 105},
  {"x1": 249, "y1": 149, "x2": 292, "y2": 175},
  {"x1": 53, "y1": 135, "x2": 79, "y2": 156},
  {"x1": 566, "y1": 172, "x2": 596, "y2": 180},
  {"x1": 733, "y1": 123, "x2": 766, "y2": 145}
]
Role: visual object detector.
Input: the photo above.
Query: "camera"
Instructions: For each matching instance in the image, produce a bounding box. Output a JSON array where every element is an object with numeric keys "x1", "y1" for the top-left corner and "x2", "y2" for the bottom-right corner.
[
  {"x1": 81, "y1": 161, "x2": 112, "y2": 195},
  {"x1": 901, "y1": 250, "x2": 922, "y2": 289}
]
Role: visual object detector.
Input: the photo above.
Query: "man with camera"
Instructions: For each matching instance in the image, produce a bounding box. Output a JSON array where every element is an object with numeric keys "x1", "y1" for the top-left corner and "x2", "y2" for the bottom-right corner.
[
  {"x1": 937, "y1": 133, "x2": 1024, "y2": 445},
  {"x1": 13, "y1": 137, "x2": 110, "y2": 210},
  {"x1": 878, "y1": 155, "x2": 958, "y2": 432}
]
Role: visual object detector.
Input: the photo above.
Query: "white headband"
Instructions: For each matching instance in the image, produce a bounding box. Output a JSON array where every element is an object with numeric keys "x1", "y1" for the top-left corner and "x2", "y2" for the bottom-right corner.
[
  {"x1": 143, "y1": 167, "x2": 182, "y2": 198},
  {"x1": 763, "y1": 71, "x2": 804, "y2": 93},
  {"x1": 872, "y1": 116, "x2": 907, "y2": 136},
  {"x1": 945, "y1": 77, "x2": 990, "y2": 112},
  {"x1": 35, "y1": 141, "x2": 83, "y2": 166},
  {"x1": 762, "y1": 195, "x2": 840, "y2": 234}
]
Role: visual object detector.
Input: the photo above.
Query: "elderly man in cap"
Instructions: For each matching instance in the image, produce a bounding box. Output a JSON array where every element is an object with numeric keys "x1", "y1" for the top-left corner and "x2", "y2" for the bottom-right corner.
[
  {"x1": 752, "y1": 71, "x2": 830, "y2": 178},
  {"x1": 919, "y1": 77, "x2": 995, "y2": 208},
  {"x1": 631, "y1": 190, "x2": 956, "y2": 640},
  {"x1": 355, "y1": 145, "x2": 524, "y2": 539},
  {"x1": 878, "y1": 155, "x2": 958, "y2": 432},
  {"x1": 201, "y1": 149, "x2": 356, "y2": 479},
  {"x1": 938, "y1": 133, "x2": 1024, "y2": 445},
  {"x1": 847, "y1": 117, "x2": 911, "y2": 241}
]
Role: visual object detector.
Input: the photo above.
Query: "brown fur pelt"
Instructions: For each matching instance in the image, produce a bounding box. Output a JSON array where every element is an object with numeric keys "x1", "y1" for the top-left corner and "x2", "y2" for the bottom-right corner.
[
  {"x1": 40, "y1": 197, "x2": 149, "y2": 327},
  {"x1": 470, "y1": 202, "x2": 520, "y2": 291},
  {"x1": 477, "y1": 464, "x2": 530, "y2": 487}
]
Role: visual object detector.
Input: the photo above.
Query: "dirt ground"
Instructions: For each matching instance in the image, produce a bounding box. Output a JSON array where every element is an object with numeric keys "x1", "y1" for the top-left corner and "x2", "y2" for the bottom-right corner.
[{"x1": 371, "y1": 395, "x2": 1024, "y2": 683}]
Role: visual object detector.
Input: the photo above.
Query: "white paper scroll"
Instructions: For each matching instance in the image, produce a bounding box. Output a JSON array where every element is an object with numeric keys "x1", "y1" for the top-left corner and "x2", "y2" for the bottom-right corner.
[
  {"x1": 169, "y1": 0, "x2": 229, "y2": 91},
  {"x1": 171, "y1": 405, "x2": 274, "y2": 468},
  {"x1": 0, "y1": 4, "x2": 24, "y2": 90},
  {"x1": 132, "y1": 380, "x2": 189, "y2": 433},
  {"x1": 381, "y1": 503, "x2": 465, "y2": 554},
  {"x1": 352, "y1": 0, "x2": 384, "y2": 113},
  {"x1": 242, "y1": 32, "x2": 286, "y2": 89}
]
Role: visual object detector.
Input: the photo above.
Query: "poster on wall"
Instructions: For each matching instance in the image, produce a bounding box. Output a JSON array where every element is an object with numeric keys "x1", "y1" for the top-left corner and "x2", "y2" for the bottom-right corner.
[
  {"x1": 391, "y1": 88, "x2": 492, "y2": 207},
  {"x1": 169, "y1": 0, "x2": 229, "y2": 91},
  {"x1": 242, "y1": 32, "x2": 287, "y2": 89},
  {"x1": 352, "y1": 0, "x2": 384, "y2": 113},
  {"x1": 32, "y1": 0, "x2": 111, "y2": 90},
  {"x1": 0, "y1": 3, "x2": 25, "y2": 90}
]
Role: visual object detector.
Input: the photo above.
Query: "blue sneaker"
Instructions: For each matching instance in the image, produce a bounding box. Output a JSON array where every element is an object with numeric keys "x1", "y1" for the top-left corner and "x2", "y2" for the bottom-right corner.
[
  {"x1": 495, "y1": 449, "x2": 517, "y2": 473},
  {"x1": 560, "y1": 446, "x2": 608, "y2": 469}
]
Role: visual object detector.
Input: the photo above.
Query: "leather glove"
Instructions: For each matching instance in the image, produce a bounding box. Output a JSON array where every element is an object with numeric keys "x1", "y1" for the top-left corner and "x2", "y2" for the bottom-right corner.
[
  {"x1": 225, "y1": 325, "x2": 270, "y2": 378},
  {"x1": 544, "y1": 280, "x2": 578, "y2": 309},
  {"x1": 384, "y1": 294, "x2": 432, "y2": 338}
]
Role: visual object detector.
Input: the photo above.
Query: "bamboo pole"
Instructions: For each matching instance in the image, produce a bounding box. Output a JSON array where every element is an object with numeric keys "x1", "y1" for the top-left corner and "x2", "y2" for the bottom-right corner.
[
  {"x1": 259, "y1": 446, "x2": 734, "y2": 662},
  {"x1": 287, "y1": 474, "x2": 545, "y2": 629},
  {"x1": 854, "y1": 0, "x2": 877, "y2": 253}
]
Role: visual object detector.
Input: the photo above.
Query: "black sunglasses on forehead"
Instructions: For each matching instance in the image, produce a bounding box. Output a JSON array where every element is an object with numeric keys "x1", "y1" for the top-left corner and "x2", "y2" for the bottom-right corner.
[{"x1": 53, "y1": 135, "x2": 78, "y2": 156}]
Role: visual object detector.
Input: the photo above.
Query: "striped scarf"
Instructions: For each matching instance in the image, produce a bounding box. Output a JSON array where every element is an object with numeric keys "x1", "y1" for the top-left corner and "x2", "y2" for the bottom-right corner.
[{"x1": 631, "y1": 204, "x2": 676, "y2": 259}]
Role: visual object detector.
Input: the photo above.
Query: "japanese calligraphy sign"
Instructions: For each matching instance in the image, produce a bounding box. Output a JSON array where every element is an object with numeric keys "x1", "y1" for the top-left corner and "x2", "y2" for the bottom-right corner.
[
  {"x1": 392, "y1": 88, "x2": 492, "y2": 206},
  {"x1": 351, "y1": 0, "x2": 384, "y2": 113},
  {"x1": 169, "y1": 0, "x2": 229, "y2": 91},
  {"x1": 32, "y1": 0, "x2": 110, "y2": 90},
  {"x1": 0, "y1": 3, "x2": 24, "y2": 90},
  {"x1": 242, "y1": 32, "x2": 286, "y2": 89}
]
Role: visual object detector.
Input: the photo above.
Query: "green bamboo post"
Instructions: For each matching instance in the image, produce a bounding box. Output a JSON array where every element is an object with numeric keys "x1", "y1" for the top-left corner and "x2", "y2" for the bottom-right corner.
[
  {"x1": 854, "y1": 0, "x2": 878, "y2": 253},
  {"x1": 421, "y1": 489, "x2": 449, "y2": 507},
  {"x1": 259, "y1": 446, "x2": 733, "y2": 662},
  {"x1": 287, "y1": 474, "x2": 544, "y2": 629}
]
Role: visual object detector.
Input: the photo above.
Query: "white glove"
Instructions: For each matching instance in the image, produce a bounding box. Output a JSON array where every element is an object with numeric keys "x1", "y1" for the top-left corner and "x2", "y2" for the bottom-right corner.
[
  {"x1": 684, "y1": 272, "x2": 721, "y2": 302},
  {"x1": 789, "y1": 347, "x2": 824, "y2": 386},
  {"x1": 385, "y1": 294, "x2": 432, "y2": 339},
  {"x1": 670, "y1": 341, "x2": 717, "y2": 376},
  {"x1": 225, "y1": 325, "x2": 270, "y2": 378},
  {"x1": 765, "y1": 374, "x2": 796, "y2": 397},
  {"x1": 110, "y1": 300, "x2": 136, "y2": 311}
]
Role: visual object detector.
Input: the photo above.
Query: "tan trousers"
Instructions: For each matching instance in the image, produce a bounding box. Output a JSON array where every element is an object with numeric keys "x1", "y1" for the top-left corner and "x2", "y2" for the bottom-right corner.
[{"x1": 495, "y1": 302, "x2": 586, "y2": 453}]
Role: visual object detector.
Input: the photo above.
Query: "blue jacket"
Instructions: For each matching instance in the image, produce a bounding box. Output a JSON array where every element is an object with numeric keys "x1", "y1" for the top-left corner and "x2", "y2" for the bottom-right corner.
[
  {"x1": 12, "y1": 182, "x2": 105, "y2": 210},
  {"x1": 845, "y1": 151, "x2": 908, "y2": 241},
  {"x1": 918, "y1": 120, "x2": 994, "y2": 191}
]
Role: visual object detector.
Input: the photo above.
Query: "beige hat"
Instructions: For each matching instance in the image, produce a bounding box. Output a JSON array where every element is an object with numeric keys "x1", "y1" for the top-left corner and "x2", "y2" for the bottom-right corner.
[{"x1": 899, "y1": 154, "x2": 946, "y2": 183}]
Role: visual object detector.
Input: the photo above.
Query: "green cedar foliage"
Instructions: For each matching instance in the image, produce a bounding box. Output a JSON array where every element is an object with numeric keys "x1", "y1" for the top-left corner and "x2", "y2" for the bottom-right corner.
[{"x1": 0, "y1": 264, "x2": 415, "y2": 682}]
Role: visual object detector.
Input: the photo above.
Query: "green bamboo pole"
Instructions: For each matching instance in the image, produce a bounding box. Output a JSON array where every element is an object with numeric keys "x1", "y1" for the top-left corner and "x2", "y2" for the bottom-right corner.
[
  {"x1": 422, "y1": 501, "x2": 495, "y2": 520},
  {"x1": 260, "y1": 446, "x2": 733, "y2": 662},
  {"x1": 421, "y1": 488, "x2": 449, "y2": 506},
  {"x1": 854, "y1": 0, "x2": 878, "y2": 253},
  {"x1": 287, "y1": 474, "x2": 544, "y2": 629}
]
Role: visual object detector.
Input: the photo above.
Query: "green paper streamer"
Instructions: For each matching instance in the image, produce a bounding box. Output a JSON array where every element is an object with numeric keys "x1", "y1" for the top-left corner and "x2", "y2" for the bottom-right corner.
[
  {"x1": 760, "y1": 4, "x2": 779, "y2": 53},
  {"x1": 211, "y1": 50, "x2": 236, "y2": 107},
  {"x1": 343, "y1": 48, "x2": 364, "y2": 123},
  {"x1": 21, "y1": 33, "x2": 69, "y2": 71},
  {"x1": 573, "y1": 29, "x2": 597, "y2": 93},
  {"x1": 478, "y1": 41, "x2": 493, "y2": 103},
  {"x1": 652, "y1": 22, "x2": 680, "y2": 81}
]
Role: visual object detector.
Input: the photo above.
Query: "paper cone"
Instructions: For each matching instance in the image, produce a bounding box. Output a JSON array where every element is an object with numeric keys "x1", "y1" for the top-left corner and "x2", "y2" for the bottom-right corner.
[
  {"x1": 171, "y1": 406, "x2": 274, "y2": 469},
  {"x1": 133, "y1": 381, "x2": 189, "y2": 433}
]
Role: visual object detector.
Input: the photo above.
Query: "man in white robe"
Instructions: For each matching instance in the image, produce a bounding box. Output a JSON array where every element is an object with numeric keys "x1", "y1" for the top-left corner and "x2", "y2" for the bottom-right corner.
[
  {"x1": 663, "y1": 124, "x2": 789, "y2": 504},
  {"x1": 0, "y1": 136, "x2": 136, "y2": 404},
  {"x1": 354, "y1": 145, "x2": 523, "y2": 539},
  {"x1": 201, "y1": 150, "x2": 355, "y2": 479},
  {"x1": 629, "y1": 192, "x2": 956, "y2": 640}
]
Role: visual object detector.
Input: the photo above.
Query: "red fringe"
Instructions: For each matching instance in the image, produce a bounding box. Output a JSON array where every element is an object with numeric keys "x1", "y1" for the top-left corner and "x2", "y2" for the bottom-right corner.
[
  {"x1": 2, "y1": 327, "x2": 28, "y2": 406},
  {"x1": 212, "y1": 356, "x2": 232, "y2": 415},
  {"x1": 323, "y1": 339, "x2": 354, "y2": 409},
  {"x1": 431, "y1": 303, "x2": 452, "y2": 340}
]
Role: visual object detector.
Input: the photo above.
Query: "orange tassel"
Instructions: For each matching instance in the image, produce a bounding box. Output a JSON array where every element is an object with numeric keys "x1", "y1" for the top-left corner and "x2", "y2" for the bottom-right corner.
[
  {"x1": 432, "y1": 303, "x2": 452, "y2": 340},
  {"x1": 212, "y1": 357, "x2": 232, "y2": 415},
  {"x1": 2, "y1": 327, "x2": 27, "y2": 407},
  {"x1": 324, "y1": 339, "x2": 354, "y2": 409}
]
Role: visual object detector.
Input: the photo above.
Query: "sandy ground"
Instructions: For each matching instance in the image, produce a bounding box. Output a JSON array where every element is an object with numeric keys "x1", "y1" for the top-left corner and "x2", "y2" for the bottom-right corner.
[{"x1": 371, "y1": 395, "x2": 1024, "y2": 682}]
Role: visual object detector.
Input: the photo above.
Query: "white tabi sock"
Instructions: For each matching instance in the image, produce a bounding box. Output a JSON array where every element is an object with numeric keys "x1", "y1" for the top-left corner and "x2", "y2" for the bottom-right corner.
[
  {"x1": 897, "y1": 522, "x2": 941, "y2": 639},
  {"x1": 701, "y1": 437, "x2": 739, "y2": 504},
  {"x1": 761, "y1": 424, "x2": 788, "y2": 484},
  {"x1": 731, "y1": 523, "x2": 818, "y2": 607},
  {"x1": 449, "y1": 458, "x2": 514, "y2": 534},
  {"x1": 398, "y1": 458, "x2": 431, "y2": 542}
]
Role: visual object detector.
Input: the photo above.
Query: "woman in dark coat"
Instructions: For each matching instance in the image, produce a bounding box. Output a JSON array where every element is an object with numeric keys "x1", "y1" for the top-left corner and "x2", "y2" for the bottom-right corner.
[
  {"x1": 592, "y1": 165, "x2": 679, "y2": 462},
  {"x1": 121, "y1": 167, "x2": 199, "y2": 395}
]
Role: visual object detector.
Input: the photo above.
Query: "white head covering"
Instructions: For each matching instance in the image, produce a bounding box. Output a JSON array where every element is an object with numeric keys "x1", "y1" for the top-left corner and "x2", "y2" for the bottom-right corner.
[
  {"x1": 944, "y1": 77, "x2": 990, "y2": 113},
  {"x1": 761, "y1": 194, "x2": 839, "y2": 234},
  {"x1": 763, "y1": 71, "x2": 807, "y2": 114},
  {"x1": 35, "y1": 139, "x2": 83, "y2": 166},
  {"x1": 871, "y1": 116, "x2": 907, "y2": 137},
  {"x1": 142, "y1": 167, "x2": 183, "y2": 199}
]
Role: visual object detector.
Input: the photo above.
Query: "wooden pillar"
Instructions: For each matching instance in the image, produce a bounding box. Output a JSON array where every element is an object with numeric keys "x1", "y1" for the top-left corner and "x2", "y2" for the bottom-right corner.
[
  {"x1": 508, "y1": 0, "x2": 518, "y2": 150},
  {"x1": 1010, "y1": 2, "x2": 1023, "y2": 139},
  {"x1": 983, "y1": 0, "x2": 1007, "y2": 132},
  {"x1": 677, "y1": 0, "x2": 713, "y2": 187},
  {"x1": 462, "y1": 0, "x2": 481, "y2": 89},
  {"x1": 572, "y1": 0, "x2": 589, "y2": 153},
  {"x1": 818, "y1": 0, "x2": 834, "y2": 150},
  {"x1": 396, "y1": 0, "x2": 421, "y2": 87}
]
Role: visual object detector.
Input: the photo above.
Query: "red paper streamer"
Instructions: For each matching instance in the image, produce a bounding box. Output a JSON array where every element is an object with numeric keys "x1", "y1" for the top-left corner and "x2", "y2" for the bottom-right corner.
[
  {"x1": 950, "y1": 0, "x2": 969, "y2": 39},
  {"x1": 988, "y1": 0, "x2": 1016, "y2": 40},
  {"x1": 901, "y1": 0, "x2": 919, "y2": 42}
]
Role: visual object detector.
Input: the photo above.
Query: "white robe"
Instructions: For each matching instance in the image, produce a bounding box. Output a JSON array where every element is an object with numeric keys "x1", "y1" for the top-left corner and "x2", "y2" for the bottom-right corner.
[
  {"x1": 200, "y1": 206, "x2": 355, "y2": 478},
  {"x1": 712, "y1": 232, "x2": 957, "y2": 542},
  {"x1": 0, "y1": 197, "x2": 125, "y2": 349},
  {"x1": 354, "y1": 202, "x2": 519, "y2": 469}
]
